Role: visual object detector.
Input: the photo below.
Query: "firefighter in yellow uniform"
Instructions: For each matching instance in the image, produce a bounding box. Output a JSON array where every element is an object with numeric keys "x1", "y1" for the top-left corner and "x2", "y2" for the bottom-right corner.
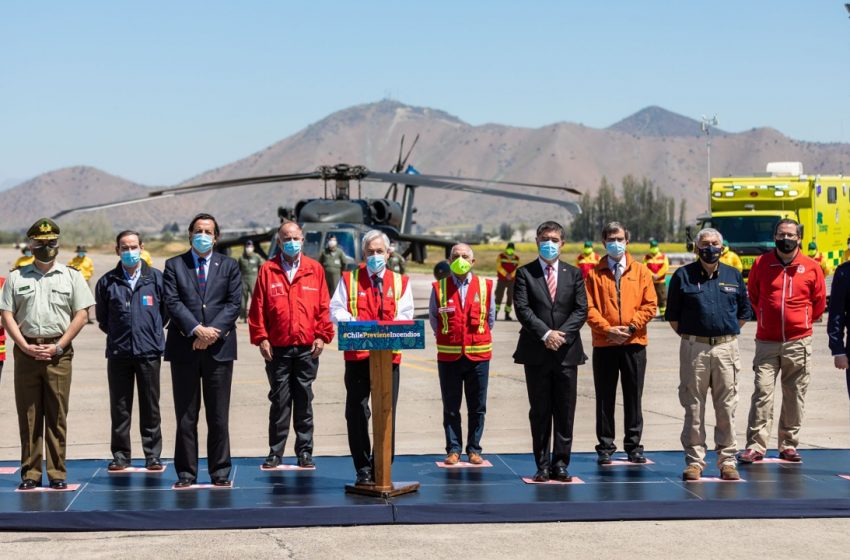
[
  {"x1": 719, "y1": 240, "x2": 743, "y2": 273},
  {"x1": 807, "y1": 242, "x2": 833, "y2": 277},
  {"x1": 494, "y1": 242, "x2": 520, "y2": 320},
  {"x1": 67, "y1": 246, "x2": 94, "y2": 282},
  {"x1": 576, "y1": 241, "x2": 600, "y2": 279},
  {"x1": 11, "y1": 247, "x2": 34, "y2": 271},
  {"x1": 643, "y1": 239, "x2": 669, "y2": 316}
]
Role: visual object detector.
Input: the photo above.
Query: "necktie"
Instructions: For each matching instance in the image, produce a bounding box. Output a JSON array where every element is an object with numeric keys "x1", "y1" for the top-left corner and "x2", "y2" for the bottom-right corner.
[
  {"x1": 372, "y1": 274, "x2": 384, "y2": 318},
  {"x1": 614, "y1": 263, "x2": 622, "y2": 291},
  {"x1": 197, "y1": 257, "x2": 207, "y2": 296},
  {"x1": 546, "y1": 265, "x2": 556, "y2": 301}
]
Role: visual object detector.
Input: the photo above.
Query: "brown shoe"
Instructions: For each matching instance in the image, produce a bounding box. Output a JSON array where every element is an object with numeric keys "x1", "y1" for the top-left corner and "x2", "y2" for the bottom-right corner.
[
  {"x1": 682, "y1": 464, "x2": 702, "y2": 481},
  {"x1": 467, "y1": 452, "x2": 484, "y2": 465},
  {"x1": 737, "y1": 448, "x2": 764, "y2": 463},
  {"x1": 444, "y1": 452, "x2": 460, "y2": 465},
  {"x1": 720, "y1": 463, "x2": 741, "y2": 481},
  {"x1": 779, "y1": 448, "x2": 802, "y2": 462}
]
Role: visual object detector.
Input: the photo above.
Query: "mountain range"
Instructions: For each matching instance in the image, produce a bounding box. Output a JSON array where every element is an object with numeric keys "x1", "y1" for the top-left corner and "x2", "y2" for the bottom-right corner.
[{"x1": 3, "y1": 100, "x2": 850, "y2": 234}]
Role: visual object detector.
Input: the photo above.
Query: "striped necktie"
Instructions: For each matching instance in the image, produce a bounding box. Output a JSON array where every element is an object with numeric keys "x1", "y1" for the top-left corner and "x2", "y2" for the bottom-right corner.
[
  {"x1": 197, "y1": 257, "x2": 207, "y2": 296},
  {"x1": 546, "y1": 265, "x2": 556, "y2": 301}
]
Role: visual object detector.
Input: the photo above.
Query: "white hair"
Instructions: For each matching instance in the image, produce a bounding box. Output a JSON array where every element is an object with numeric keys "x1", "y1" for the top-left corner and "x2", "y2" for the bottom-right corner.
[
  {"x1": 696, "y1": 227, "x2": 723, "y2": 245},
  {"x1": 361, "y1": 229, "x2": 391, "y2": 254},
  {"x1": 451, "y1": 243, "x2": 474, "y2": 259}
]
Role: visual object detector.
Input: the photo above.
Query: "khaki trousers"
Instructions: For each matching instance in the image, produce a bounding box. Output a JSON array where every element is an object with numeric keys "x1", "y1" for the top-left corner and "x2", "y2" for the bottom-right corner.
[
  {"x1": 745, "y1": 336, "x2": 812, "y2": 453},
  {"x1": 14, "y1": 345, "x2": 73, "y2": 482},
  {"x1": 678, "y1": 337, "x2": 740, "y2": 468}
]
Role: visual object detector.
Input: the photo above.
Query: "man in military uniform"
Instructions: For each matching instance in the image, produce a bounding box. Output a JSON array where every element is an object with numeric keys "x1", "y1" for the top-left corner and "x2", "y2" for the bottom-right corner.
[
  {"x1": 387, "y1": 244, "x2": 406, "y2": 275},
  {"x1": 0, "y1": 218, "x2": 94, "y2": 490},
  {"x1": 238, "y1": 240, "x2": 264, "y2": 322},
  {"x1": 495, "y1": 242, "x2": 520, "y2": 320},
  {"x1": 318, "y1": 234, "x2": 346, "y2": 296}
]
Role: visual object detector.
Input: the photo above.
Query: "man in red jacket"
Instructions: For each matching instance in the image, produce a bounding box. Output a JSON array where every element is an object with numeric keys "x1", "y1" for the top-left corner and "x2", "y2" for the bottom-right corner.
[
  {"x1": 249, "y1": 221, "x2": 335, "y2": 469},
  {"x1": 738, "y1": 219, "x2": 826, "y2": 463}
]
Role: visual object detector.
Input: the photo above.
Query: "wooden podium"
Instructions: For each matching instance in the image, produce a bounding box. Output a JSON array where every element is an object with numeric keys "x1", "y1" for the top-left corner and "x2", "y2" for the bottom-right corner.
[{"x1": 338, "y1": 321, "x2": 425, "y2": 498}]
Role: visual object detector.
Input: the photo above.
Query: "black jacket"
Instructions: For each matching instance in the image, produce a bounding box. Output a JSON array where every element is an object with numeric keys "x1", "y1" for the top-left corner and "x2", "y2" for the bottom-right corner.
[
  {"x1": 512, "y1": 259, "x2": 588, "y2": 367},
  {"x1": 828, "y1": 261, "x2": 850, "y2": 356},
  {"x1": 163, "y1": 250, "x2": 242, "y2": 363},
  {"x1": 95, "y1": 262, "x2": 166, "y2": 359}
]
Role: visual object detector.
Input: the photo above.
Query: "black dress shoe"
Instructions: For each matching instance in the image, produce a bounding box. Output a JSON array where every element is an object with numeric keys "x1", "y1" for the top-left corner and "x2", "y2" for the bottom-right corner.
[
  {"x1": 174, "y1": 478, "x2": 194, "y2": 488},
  {"x1": 551, "y1": 466, "x2": 572, "y2": 482},
  {"x1": 531, "y1": 469, "x2": 550, "y2": 482},
  {"x1": 18, "y1": 479, "x2": 39, "y2": 490},
  {"x1": 108, "y1": 458, "x2": 129, "y2": 471},
  {"x1": 145, "y1": 457, "x2": 164, "y2": 471},
  {"x1": 628, "y1": 450, "x2": 647, "y2": 464},
  {"x1": 49, "y1": 480, "x2": 68, "y2": 490},
  {"x1": 262, "y1": 454, "x2": 282, "y2": 469},
  {"x1": 297, "y1": 452, "x2": 315, "y2": 468},
  {"x1": 355, "y1": 468, "x2": 374, "y2": 485},
  {"x1": 212, "y1": 477, "x2": 231, "y2": 487},
  {"x1": 597, "y1": 451, "x2": 613, "y2": 465}
]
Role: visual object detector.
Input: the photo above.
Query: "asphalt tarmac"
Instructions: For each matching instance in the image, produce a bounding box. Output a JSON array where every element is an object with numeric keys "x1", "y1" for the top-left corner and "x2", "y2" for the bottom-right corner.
[{"x1": 1, "y1": 246, "x2": 848, "y2": 557}]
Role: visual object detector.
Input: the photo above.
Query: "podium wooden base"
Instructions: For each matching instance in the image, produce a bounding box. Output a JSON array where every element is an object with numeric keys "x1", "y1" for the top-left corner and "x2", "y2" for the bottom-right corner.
[{"x1": 345, "y1": 481, "x2": 420, "y2": 498}]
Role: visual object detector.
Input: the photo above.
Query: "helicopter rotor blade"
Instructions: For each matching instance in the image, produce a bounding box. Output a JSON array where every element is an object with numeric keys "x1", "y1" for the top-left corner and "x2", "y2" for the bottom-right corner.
[
  {"x1": 148, "y1": 171, "x2": 323, "y2": 197},
  {"x1": 399, "y1": 133, "x2": 420, "y2": 170},
  {"x1": 418, "y1": 174, "x2": 582, "y2": 195},
  {"x1": 363, "y1": 171, "x2": 582, "y2": 215},
  {"x1": 51, "y1": 193, "x2": 177, "y2": 220}
]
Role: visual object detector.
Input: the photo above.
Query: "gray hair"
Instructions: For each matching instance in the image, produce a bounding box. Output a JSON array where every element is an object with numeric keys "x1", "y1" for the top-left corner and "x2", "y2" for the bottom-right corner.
[
  {"x1": 361, "y1": 229, "x2": 391, "y2": 254},
  {"x1": 450, "y1": 243, "x2": 474, "y2": 259},
  {"x1": 696, "y1": 227, "x2": 723, "y2": 245}
]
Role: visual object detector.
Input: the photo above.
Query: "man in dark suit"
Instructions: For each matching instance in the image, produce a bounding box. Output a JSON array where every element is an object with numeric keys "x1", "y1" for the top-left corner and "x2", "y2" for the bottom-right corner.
[
  {"x1": 163, "y1": 213, "x2": 242, "y2": 488},
  {"x1": 513, "y1": 220, "x2": 588, "y2": 482}
]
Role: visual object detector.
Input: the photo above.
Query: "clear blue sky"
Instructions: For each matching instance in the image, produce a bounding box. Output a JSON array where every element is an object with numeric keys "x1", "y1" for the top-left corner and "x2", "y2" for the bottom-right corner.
[{"x1": 2, "y1": 1, "x2": 849, "y2": 187}]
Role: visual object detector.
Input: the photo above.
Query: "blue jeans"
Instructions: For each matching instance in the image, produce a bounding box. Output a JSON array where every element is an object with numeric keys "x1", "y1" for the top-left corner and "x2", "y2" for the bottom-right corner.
[{"x1": 437, "y1": 357, "x2": 490, "y2": 455}]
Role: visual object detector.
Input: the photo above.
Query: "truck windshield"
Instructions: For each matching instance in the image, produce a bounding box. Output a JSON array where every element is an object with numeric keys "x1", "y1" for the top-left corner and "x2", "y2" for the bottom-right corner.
[{"x1": 703, "y1": 216, "x2": 780, "y2": 245}]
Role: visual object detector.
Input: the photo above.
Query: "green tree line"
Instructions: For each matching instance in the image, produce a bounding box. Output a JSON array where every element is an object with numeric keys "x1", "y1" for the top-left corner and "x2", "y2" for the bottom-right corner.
[{"x1": 569, "y1": 175, "x2": 687, "y2": 242}]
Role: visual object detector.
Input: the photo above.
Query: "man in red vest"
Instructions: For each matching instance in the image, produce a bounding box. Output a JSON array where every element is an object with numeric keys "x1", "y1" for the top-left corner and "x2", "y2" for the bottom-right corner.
[
  {"x1": 330, "y1": 229, "x2": 414, "y2": 486},
  {"x1": 249, "y1": 221, "x2": 335, "y2": 470},
  {"x1": 643, "y1": 239, "x2": 669, "y2": 316},
  {"x1": 576, "y1": 241, "x2": 600, "y2": 279},
  {"x1": 429, "y1": 243, "x2": 495, "y2": 465}
]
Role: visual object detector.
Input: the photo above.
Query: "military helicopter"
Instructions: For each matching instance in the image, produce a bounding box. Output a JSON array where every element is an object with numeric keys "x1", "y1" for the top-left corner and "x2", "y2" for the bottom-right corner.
[{"x1": 52, "y1": 135, "x2": 582, "y2": 266}]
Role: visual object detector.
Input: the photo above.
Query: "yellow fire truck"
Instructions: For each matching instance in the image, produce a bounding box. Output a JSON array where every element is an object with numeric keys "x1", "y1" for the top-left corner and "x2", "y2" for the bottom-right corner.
[{"x1": 693, "y1": 162, "x2": 849, "y2": 277}]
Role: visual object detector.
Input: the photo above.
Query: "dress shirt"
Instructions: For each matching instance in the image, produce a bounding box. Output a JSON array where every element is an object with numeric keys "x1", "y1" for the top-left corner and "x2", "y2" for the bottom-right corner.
[
  {"x1": 122, "y1": 264, "x2": 141, "y2": 291},
  {"x1": 280, "y1": 254, "x2": 300, "y2": 282},
  {"x1": 539, "y1": 257, "x2": 560, "y2": 342},
  {"x1": 665, "y1": 261, "x2": 751, "y2": 337}
]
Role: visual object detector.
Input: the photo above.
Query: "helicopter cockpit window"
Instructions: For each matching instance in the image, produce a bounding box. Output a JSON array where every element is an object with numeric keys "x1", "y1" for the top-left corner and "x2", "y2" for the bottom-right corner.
[
  {"x1": 329, "y1": 231, "x2": 356, "y2": 260},
  {"x1": 303, "y1": 232, "x2": 322, "y2": 258}
]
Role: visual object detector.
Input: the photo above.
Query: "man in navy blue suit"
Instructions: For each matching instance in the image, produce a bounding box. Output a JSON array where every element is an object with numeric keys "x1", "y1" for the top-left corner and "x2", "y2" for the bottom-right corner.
[{"x1": 163, "y1": 213, "x2": 241, "y2": 488}]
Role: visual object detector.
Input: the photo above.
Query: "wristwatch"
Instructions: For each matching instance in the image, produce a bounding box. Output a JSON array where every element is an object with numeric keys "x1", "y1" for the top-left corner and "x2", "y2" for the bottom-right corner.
[
  {"x1": 55, "y1": 344, "x2": 64, "y2": 357},
  {"x1": 627, "y1": 324, "x2": 637, "y2": 335}
]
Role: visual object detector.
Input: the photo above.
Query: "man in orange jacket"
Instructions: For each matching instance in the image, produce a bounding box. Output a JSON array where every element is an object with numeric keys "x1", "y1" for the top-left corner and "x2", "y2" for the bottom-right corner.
[
  {"x1": 585, "y1": 222, "x2": 657, "y2": 464},
  {"x1": 249, "y1": 221, "x2": 335, "y2": 469},
  {"x1": 738, "y1": 219, "x2": 826, "y2": 464}
]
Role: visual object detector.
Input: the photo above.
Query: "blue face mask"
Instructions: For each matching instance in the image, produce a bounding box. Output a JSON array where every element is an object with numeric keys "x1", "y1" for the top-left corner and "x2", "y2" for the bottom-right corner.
[
  {"x1": 77, "y1": 252, "x2": 86, "y2": 258},
  {"x1": 282, "y1": 240, "x2": 301, "y2": 258},
  {"x1": 120, "y1": 249, "x2": 141, "y2": 267},
  {"x1": 192, "y1": 233, "x2": 214, "y2": 254},
  {"x1": 366, "y1": 254, "x2": 386, "y2": 274},
  {"x1": 606, "y1": 241, "x2": 626, "y2": 259},
  {"x1": 538, "y1": 240, "x2": 560, "y2": 261}
]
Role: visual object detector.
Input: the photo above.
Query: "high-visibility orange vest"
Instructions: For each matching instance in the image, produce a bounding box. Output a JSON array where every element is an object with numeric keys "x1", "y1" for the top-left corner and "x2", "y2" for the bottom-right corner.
[
  {"x1": 432, "y1": 274, "x2": 493, "y2": 362},
  {"x1": 643, "y1": 252, "x2": 669, "y2": 281},
  {"x1": 496, "y1": 252, "x2": 520, "y2": 281},
  {"x1": 342, "y1": 265, "x2": 407, "y2": 363},
  {"x1": 576, "y1": 251, "x2": 600, "y2": 278}
]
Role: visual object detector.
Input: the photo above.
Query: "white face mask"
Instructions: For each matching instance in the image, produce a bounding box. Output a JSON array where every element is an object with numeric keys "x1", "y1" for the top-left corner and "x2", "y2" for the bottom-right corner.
[
  {"x1": 327, "y1": 240, "x2": 337, "y2": 249},
  {"x1": 245, "y1": 247, "x2": 254, "y2": 255}
]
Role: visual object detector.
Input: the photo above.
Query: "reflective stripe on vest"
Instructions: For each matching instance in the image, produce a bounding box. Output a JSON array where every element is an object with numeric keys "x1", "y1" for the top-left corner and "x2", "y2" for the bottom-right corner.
[{"x1": 437, "y1": 275, "x2": 488, "y2": 336}]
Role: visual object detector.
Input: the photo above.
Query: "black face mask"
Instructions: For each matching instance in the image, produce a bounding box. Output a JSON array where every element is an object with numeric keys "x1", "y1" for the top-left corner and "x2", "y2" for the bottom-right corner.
[
  {"x1": 775, "y1": 238, "x2": 798, "y2": 254},
  {"x1": 33, "y1": 246, "x2": 58, "y2": 263},
  {"x1": 698, "y1": 245, "x2": 722, "y2": 264}
]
